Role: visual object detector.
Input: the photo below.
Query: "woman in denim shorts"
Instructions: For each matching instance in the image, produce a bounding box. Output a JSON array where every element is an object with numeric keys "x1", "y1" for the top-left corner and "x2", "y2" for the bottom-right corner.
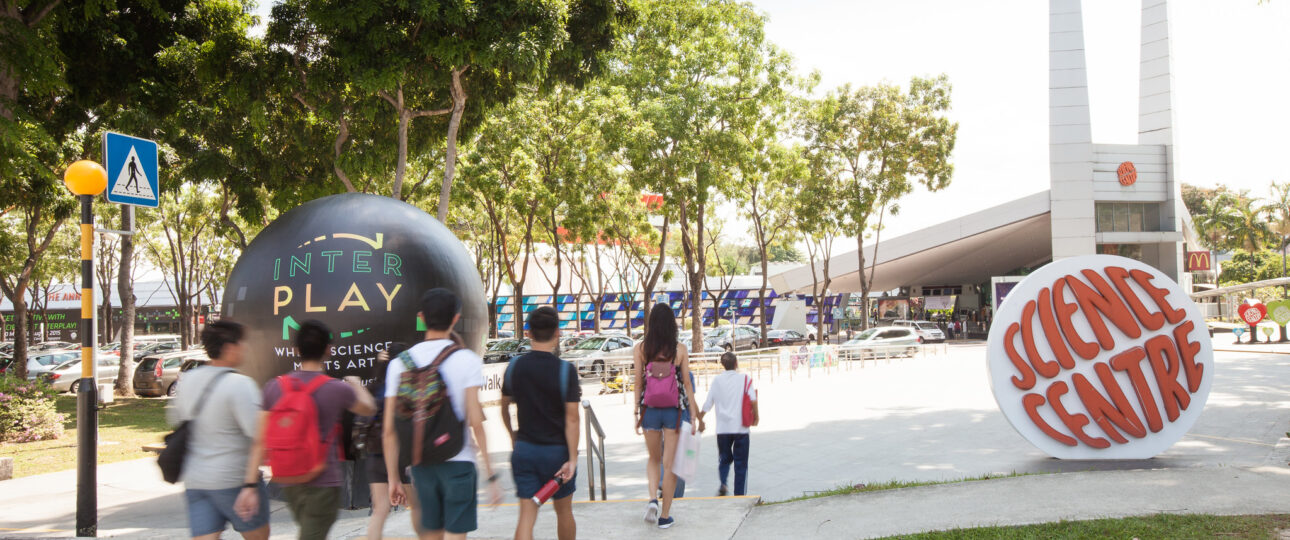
[{"x1": 632, "y1": 304, "x2": 700, "y2": 529}]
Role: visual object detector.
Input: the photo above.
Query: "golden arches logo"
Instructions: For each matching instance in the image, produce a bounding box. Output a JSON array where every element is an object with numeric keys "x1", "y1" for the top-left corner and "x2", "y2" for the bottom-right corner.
[{"x1": 1185, "y1": 251, "x2": 1211, "y2": 272}]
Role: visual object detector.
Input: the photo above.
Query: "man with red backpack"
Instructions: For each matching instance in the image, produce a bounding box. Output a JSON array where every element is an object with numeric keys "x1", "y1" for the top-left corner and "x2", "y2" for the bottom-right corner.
[
  {"x1": 382, "y1": 288, "x2": 503, "y2": 540},
  {"x1": 699, "y1": 351, "x2": 758, "y2": 496},
  {"x1": 235, "y1": 320, "x2": 376, "y2": 540}
]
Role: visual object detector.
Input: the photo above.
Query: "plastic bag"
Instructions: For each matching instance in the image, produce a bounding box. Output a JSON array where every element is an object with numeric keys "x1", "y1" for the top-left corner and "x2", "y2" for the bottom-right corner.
[{"x1": 672, "y1": 421, "x2": 700, "y2": 482}]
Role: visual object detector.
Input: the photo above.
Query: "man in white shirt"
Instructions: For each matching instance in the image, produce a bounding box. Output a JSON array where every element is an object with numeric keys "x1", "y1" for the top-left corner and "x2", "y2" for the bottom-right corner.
[
  {"x1": 382, "y1": 288, "x2": 502, "y2": 540},
  {"x1": 167, "y1": 320, "x2": 269, "y2": 540},
  {"x1": 700, "y1": 352, "x2": 758, "y2": 496}
]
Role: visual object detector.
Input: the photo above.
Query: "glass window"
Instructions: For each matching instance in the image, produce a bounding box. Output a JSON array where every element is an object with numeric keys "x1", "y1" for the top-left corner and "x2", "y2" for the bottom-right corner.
[
  {"x1": 1097, "y1": 204, "x2": 1114, "y2": 232},
  {"x1": 1129, "y1": 204, "x2": 1144, "y2": 232}
]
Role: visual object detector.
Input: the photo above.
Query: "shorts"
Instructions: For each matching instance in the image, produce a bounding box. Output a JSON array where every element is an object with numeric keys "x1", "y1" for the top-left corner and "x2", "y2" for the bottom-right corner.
[
  {"x1": 409, "y1": 461, "x2": 478, "y2": 534},
  {"x1": 511, "y1": 440, "x2": 577, "y2": 500},
  {"x1": 282, "y1": 485, "x2": 340, "y2": 540},
  {"x1": 366, "y1": 454, "x2": 411, "y2": 485},
  {"x1": 184, "y1": 482, "x2": 269, "y2": 537},
  {"x1": 641, "y1": 407, "x2": 682, "y2": 431}
]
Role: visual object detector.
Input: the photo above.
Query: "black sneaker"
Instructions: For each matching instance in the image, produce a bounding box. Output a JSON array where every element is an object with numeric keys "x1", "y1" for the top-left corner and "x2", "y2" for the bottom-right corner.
[
  {"x1": 717, "y1": 485, "x2": 729, "y2": 496},
  {"x1": 658, "y1": 516, "x2": 675, "y2": 529}
]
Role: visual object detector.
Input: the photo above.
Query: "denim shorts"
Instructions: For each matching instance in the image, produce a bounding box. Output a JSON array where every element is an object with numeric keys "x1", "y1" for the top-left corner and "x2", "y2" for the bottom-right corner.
[
  {"x1": 511, "y1": 440, "x2": 577, "y2": 500},
  {"x1": 409, "y1": 461, "x2": 478, "y2": 534},
  {"x1": 641, "y1": 407, "x2": 682, "y2": 431},
  {"x1": 184, "y1": 482, "x2": 269, "y2": 536}
]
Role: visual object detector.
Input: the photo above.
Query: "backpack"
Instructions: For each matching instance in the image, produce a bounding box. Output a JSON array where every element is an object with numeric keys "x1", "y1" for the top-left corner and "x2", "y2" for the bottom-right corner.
[
  {"x1": 642, "y1": 359, "x2": 681, "y2": 408},
  {"x1": 394, "y1": 344, "x2": 465, "y2": 467},
  {"x1": 265, "y1": 374, "x2": 337, "y2": 484},
  {"x1": 158, "y1": 369, "x2": 232, "y2": 484},
  {"x1": 741, "y1": 375, "x2": 755, "y2": 428}
]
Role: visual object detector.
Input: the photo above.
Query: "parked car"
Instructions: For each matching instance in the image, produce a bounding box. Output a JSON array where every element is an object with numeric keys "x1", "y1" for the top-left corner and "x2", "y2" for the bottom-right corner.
[
  {"x1": 561, "y1": 335, "x2": 635, "y2": 377},
  {"x1": 133, "y1": 340, "x2": 182, "y2": 360},
  {"x1": 482, "y1": 338, "x2": 531, "y2": 365},
  {"x1": 0, "y1": 355, "x2": 14, "y2": 375},
  {"x1": 41, "y1": 356, "x2": 121, "y2": 393},
  {"x1": 134, "y1": 349, "x2": 208, "y2": 397},
  {"x1": 679, "y1": 331, "x2": 724, "y2": 354},
  {"x1": 838, "y1": 327, "x2": 920, "y2": 361},
  {"x1": 559, "y1": 336, "x2": 585, "y2": 351},
  {"x1": 892, "y1": 320, "x2": 946, "y2": 343},
  {"x1": 29, "y1": 341, "x2": 76, "y2": 353},
  {"x1": 26, "y1": 350, "x2": 80, "y2": 380},
  {"x1": 705, "y1": 325, "x2": 760, "y2": 352},
  {"x1": 762, "y1": 329, "x2": 811, "y2": 347}
]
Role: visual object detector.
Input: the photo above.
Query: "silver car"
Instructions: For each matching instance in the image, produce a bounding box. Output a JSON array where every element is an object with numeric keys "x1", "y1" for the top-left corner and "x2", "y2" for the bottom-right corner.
[
  {"x1": 42, "y1": 356, "x2": 121, "y2": 393},
  {"x1": 839, "y1": 327, "x2": 921, "y2": 360},
  {"x1": 893, "y1": 320, "x2": 946, "y2": 343},
  {"x1": 560, "y1": 335, "x2": 635, "y2": 377},
  {"x1": 25, "y1": 350, "x2": 81, "y2": 381}
]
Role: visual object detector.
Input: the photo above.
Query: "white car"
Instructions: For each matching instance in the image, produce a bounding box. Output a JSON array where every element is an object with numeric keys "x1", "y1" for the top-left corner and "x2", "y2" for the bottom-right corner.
[
  {"x1": 838, "y1": 327, "x2": 921, "y2": 360},
  {"x1": 560, "y1": 335, "x2": 635, "y2": 377},
  {"x1": 42, "y1": 357, "x2": 121, "y2": 393},
  {"x1": 893, "y1": 320, "x2": 945, "y2": 343},
  {"x1": 26, "y1": 350, "x2": 80, "y2": 381}
]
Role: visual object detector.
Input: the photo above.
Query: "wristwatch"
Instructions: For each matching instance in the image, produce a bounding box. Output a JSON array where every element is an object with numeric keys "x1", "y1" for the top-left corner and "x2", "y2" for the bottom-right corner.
[
  {"x1": 487, "y1": 472, "x2": 501, "y2": 483},
  {"x1": 243, "y1": 482, "x2": 258, "y2": 489}
]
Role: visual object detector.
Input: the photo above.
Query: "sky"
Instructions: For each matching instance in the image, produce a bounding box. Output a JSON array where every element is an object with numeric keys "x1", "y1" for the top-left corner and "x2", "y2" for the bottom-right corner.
[{"x1": 751, "y1": 0, "x2": 1290, "y2": 238}]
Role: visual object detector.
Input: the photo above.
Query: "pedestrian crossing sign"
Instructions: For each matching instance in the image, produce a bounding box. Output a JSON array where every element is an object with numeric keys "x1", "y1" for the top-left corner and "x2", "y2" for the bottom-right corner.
[{"x1": 104, "y1": 131, "x2": 159, "y2": 207}]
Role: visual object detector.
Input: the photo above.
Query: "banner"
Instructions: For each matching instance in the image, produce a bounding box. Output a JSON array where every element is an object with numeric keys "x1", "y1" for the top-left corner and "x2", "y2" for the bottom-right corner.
[{"x1": 1185, "y1": 251, "x2": 1212, "y2": 272}]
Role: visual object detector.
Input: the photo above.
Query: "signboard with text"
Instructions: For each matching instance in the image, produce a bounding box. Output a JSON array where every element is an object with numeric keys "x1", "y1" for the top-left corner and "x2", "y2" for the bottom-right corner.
[{"x1": 986, "y1": 255, "x2": 1213, "y2": 459}]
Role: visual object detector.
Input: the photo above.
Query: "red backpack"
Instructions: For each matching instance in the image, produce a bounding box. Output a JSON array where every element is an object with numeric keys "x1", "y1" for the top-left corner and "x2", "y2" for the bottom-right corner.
[{"x1": 265, "y1": 374, "x2": 336, "y2": 484}]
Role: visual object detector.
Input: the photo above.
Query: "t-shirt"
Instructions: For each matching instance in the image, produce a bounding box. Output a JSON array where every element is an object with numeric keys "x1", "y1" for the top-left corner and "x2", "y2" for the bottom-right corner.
[
  {"x1": 262, "y1": 371, "x2": 357, "y2": 487},
  {"x1": 702, "y1": 370, "x2": 757, "y2": 435},
  {"x1": 166, "y1": 366, "x2": 262, "y2": 490},
  {"x1": 385, "y1": 339, "x2": 484, "y2": 463},
  {"x1": 501, "y1": 351, "x2": 581, "y2": 447}
]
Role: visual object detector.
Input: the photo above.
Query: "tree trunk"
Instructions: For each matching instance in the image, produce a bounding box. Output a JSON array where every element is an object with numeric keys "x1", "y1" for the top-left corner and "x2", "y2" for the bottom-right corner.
[
  {"x1": 819, "y1": 254, "x2": 832, "y2": 345},
  {"x1": 857, "y1": 235, "x2": 869, "y2": 331},
  {"x1": 759, "y1": 251, "x2": 769, "y2": 346},
  {"x1": 393, "y1": 108, "x2": 411, "y2": 200},
  {"x1": 437, "y1": 66, "x2": 469, "y2": 223},
  {"x1": 115, "y1": 209, "x2": 137, "y2": 397},
  {"x1": 11, "y1": 300, "x2": 29, "y2": 379}
]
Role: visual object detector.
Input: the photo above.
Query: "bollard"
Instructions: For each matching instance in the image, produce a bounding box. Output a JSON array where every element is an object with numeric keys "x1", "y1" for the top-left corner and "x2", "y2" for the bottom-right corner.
[{"x1": 0, "y1": 456, "x2": 12, "y2": 481}]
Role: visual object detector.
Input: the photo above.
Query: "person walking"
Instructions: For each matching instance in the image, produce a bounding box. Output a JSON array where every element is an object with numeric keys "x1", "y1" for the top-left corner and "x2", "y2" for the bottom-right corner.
[
  {"x1": 167, "y1": 320, "x2": 270, "y2": 540},
  {"x1": 499, "y1": 306, "x2": 580, "y2": 540},
  {"x1": 360, "y1": 343, "x2": 425, "y2": 540},
  {"x1": 633, "y1": 304, "x2": 700, "y2": 529},
  {"x1": 700, "y1": 351, "x2": 758, "y2": 496},
  {"x1": 236, "y1": 320, "x2": 377, "y2": 540},
  {"x1": 382, "y1": 288, "x2": 503, "y2": 540}
]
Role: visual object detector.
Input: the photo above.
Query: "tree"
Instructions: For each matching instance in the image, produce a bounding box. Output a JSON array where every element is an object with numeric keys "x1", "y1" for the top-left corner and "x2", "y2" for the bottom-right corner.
[
  {"x1": 1194, "y1": 192, "x2": 1242, "y2": 251},
  {"x1": 1262, "y1": 181, "x2": 1290, "y2": 286},
  {"x1": 799, "y1": 76, "x2": 958, "y2": 330},
  {"x1": 737, "y1": 142, "x2": 805, "y2": 343},
  {"x1": 609, "y1": 0, "x2": 794, "y2": 349},
  {"x1": 1230, "y1": 203, "x2": 1272, "y2": 252},
  {"x1": 0, "y1": 182, "x2": 74, "y2": 378}
]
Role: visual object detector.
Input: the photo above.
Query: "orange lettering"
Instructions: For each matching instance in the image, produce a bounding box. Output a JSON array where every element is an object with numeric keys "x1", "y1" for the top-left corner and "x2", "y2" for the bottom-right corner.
[
  {"x1": 1037, "y1": 287, "x2": 1076, "y2": 370},
  {"x1": 1047, "y1": 380, "x2": 1110, "y2": 448},
  {"x1": 1005, "y1": 323, "x2": 1036, "y2": 390},
  {"x1": 1020, "y1": 300, "x2": 1060, "y2": 379},
  {"x1": 1172, "y1": 321, "x2": 1204, "y2": 393},
  {"x1": 1052, "y1": 276, "x2": 1098, "y2": 360},
  {"x1": 1073, "y1": 363, "x2": 1147, "y2": 443},
  {"x1": 1129, "y1": 269, "x2": 1187, "y2": 325},
  {"x1": 1145, "y1": 334, "x2": 1189, "y2": 422},
  {"x1": 1110, "y1": 346, "x2": 1163, "y2": 433},
  {"x1": 1023, "y1": 392, "x2": 1077, "y2": 446},
  {"x1": 1105, "y1": 266, "x2": 1165, "y2": 331},
  {"x1": 1069, "y1": 269, "x2": 1143, "y2": 351}
]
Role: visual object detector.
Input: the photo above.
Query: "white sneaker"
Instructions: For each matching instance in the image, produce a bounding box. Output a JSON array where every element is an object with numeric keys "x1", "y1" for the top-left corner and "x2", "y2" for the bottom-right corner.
[{"x1": 644, "y1": 499, "x2": 659, "y2": 523}]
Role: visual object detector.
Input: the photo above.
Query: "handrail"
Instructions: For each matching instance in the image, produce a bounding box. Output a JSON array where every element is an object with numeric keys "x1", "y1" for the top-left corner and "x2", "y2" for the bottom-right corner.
[{"x1": 581, "y1": 399, "x2": 607, "y2": 501}]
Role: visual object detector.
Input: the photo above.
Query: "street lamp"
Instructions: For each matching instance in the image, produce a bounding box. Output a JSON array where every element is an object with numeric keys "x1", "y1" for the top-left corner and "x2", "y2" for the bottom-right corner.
[{"x1": 63, "y1": 159, "x2": 105, "y2": 538}]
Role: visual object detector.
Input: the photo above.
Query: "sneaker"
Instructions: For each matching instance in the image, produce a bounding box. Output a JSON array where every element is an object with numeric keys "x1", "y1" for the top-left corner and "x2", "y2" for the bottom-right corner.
[
  {"x1": 658, "y1": 516, "x2": 675, "y2": 529},
  {"x1": 644, "y1": 499, "x2": 659, "y2": 523},
  {"x1": 717, "y1": 485, "x2": 729, "y2": 497}
]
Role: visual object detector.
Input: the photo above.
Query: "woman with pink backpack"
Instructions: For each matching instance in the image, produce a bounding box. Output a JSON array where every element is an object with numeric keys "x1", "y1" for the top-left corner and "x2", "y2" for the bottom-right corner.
[{"x1": 633, "y1": 304, "x2": 701, "y2": 529}]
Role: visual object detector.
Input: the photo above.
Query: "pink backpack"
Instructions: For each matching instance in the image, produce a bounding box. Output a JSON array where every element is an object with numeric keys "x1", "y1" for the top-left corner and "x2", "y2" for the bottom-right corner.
[{"x1": 642, "y1": 360, "x2": 680, "y2": 408}]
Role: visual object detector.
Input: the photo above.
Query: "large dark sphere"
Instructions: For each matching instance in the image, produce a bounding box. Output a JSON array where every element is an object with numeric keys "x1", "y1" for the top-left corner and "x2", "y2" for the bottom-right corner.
[{"x1": 221, "y1": 193, "x2": 486, "y2": 385}]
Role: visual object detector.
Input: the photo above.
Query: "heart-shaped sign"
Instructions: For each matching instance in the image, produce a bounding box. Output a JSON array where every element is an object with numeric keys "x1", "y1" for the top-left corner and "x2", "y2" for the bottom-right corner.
[
  {"x1": 1233, "y1": 327, "x2": 1247, "y2": 338},
  {"x1": 1238, "y1": 303, "x2": 1268, "y2": 325},
  {"x1": 1261, "y1": 326, "x2": 1276, "y2": 337},
  {"x1": 1268, "y1": 299, "x2": 1290, "y2": 326}
]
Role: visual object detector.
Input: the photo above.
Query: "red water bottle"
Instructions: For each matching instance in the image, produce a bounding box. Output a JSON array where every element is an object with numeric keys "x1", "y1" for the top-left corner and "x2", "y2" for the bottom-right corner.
[{"x1": 531, "y1": 474, "x2": 565, "y2": 505}]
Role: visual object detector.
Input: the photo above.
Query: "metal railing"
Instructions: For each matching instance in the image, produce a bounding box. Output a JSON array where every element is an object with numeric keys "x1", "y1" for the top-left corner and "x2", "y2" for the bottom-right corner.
[{"x1": 581, "y1": 399, "x2": 607, "y2": 501}]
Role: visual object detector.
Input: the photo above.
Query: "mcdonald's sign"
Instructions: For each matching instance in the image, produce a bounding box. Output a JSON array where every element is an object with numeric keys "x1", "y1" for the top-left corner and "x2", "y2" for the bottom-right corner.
[{"x1": 1186, "y1": 251, "x2": 1212, "y2": 271}]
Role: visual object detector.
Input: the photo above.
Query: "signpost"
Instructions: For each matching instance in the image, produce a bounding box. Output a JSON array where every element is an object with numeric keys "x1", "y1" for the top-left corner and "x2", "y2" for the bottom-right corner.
[
  {"x1": 104, "y1": 132, "x2": 159, "y2": 208},
  {"x1": 1237, "y1": 303, "x2": 1267, "y2": 344}
]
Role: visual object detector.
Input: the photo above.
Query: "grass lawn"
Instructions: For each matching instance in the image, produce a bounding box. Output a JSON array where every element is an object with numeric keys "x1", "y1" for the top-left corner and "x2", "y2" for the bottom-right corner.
[
  {"x1": 0, "y1": 395, "x2": 169, "y2": 478},
  {"x1": 767, "y1": 472, "x2": 1042, "y2": 505},
  {"x1": 883, "y1": 513, "x2": 1290, "y2": 539}
]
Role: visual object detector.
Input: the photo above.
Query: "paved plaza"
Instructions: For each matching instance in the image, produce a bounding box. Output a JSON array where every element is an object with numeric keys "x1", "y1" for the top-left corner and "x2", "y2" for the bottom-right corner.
[{"x1": 1, "y1": 338, "x2": 1288, "y2": 538}]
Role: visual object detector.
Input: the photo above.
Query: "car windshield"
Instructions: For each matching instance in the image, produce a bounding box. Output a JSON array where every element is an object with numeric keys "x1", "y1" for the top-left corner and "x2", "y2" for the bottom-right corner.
[
  {"x1": 138, "y1": 357, "x2": 160, "y2": 371},
  {"x1": 574, "y1": 337, "x2": 608, "y2": 350},
  {"x1": 849, "y1": 329, "x2": 880, "y2": 342},
  {"x1": 915, "y1": 322, "x2": 939, "y2": 330},
  {"x1": 708, "y1": 328, "x2": 730, "y2": 338},
  {"x1": 33, "y1": 355, "x2": 65, "y2": 366},
  {"x1": 54, "y1": 360, "x2": 81, "y2": 371}
]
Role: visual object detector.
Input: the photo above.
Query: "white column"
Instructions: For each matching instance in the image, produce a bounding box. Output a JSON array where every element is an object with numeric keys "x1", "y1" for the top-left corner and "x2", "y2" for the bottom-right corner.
[
  {"x1": 1049, "y1": 0, "x2": 1096, "y2": 260},
  {"x1": 1140, "y1": 0, "x2": 1184, "y2": 280}
]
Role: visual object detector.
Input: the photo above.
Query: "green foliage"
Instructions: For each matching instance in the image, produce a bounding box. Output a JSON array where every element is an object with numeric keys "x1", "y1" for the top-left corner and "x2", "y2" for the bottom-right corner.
[
  {"x1": 0, "y1": 378, "x2": 65, "y2": 443},
  {"x1": 1219, "y1": 249, "x2": 1285, "y2": 285},
  {"x1": 886, "y1": 514, "x2": 1290, "y2": 540}
]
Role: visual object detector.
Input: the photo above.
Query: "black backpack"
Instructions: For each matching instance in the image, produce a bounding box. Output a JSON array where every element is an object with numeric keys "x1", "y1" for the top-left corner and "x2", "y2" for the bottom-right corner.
[
  {"x1": 158, "y1": 369, "x2": 232, "y2": 484},
  {"x1": 393, "y1": 345, "x2": 465, "y2": 468}
]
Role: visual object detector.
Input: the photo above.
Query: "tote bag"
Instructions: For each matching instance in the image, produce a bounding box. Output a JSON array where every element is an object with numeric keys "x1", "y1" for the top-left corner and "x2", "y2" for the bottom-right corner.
[{"x1": 672, "y1": 421, "x2": 701, "y2": 481}]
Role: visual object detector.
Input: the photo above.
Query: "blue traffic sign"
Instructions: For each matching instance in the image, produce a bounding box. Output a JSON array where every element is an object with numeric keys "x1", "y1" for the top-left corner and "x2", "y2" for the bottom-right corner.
[{"x1": 104, "y1": 132, "x2": 159, "y2": 207}]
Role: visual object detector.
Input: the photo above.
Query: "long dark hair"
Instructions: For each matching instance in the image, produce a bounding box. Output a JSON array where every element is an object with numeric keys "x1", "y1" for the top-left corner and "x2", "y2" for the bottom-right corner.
[{"x1": 642, "y1": 303, "x2": 678, "y2": 364}]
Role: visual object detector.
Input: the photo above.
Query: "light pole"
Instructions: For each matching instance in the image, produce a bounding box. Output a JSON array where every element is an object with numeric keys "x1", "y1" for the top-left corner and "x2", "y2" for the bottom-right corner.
[{"x1": 64, "y1": 160, "x2": 106, "y2": 537}]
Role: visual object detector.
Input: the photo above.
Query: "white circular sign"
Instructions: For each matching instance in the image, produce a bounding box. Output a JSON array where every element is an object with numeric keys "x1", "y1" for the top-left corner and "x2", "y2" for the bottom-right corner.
[{"x1": 986, "y1": 255, "x2": 1214, "y2": 459}]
